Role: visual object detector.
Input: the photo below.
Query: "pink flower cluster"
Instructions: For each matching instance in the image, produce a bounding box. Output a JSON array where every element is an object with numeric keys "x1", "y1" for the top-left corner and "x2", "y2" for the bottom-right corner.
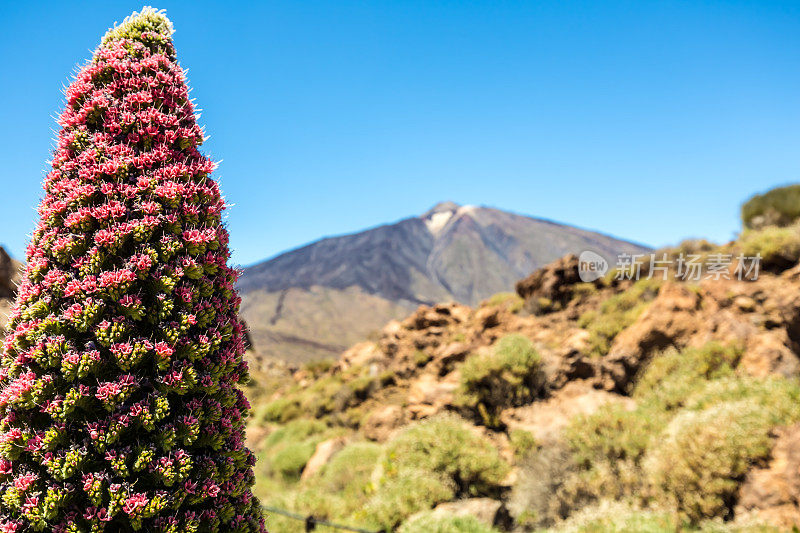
[{"x1": 0, "y1": 9, "x2": 264, "y2": 533}]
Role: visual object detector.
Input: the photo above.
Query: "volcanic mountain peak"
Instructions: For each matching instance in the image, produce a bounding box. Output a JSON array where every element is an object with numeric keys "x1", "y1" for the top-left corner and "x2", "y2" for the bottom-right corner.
[
  {"x1": 421, "y1": 202, "x2": 480, "y2": 236},
  {"x1": 423, "y1": 201, "x2": 461, "y2": 217},
  {"x1": 238, "y1": 205, "x2": 650, "y2": 364}
]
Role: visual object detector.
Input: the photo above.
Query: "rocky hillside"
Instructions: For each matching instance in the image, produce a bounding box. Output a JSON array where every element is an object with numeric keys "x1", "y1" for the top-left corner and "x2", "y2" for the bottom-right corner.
[
  {"x1": 245, "y1": 192, "x2": 800, "y2": 532},
  {"x1": 0, "y1": 247, "x2": 22, "y2": 337},
  {"x1": 239, "y1": 203, "x2": 649, "y2": 365}
]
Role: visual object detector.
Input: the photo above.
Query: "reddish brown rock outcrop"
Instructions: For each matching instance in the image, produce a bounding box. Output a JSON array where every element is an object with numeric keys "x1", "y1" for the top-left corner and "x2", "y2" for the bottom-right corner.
[
  {"x1": 301, "y1": 437, "x2": 349, "y2": 480},
  {"x1": 515, "y1": 254, "x2": 588, "y2": 314},
  {"x1": 363, "y1": 405, "x2": 406, "y2": 442},
  {"x1": 600, "y1": 274, "x2": 800, "y2": 392},
  {"x1": 736, "y1": 423, "x2": 800, "y2": 529}
]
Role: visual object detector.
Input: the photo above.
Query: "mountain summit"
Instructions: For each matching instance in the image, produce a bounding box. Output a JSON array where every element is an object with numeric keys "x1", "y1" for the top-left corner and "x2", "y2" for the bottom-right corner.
[{"x1": 238, "y1": 204, "x2": 649, "y2": 364}]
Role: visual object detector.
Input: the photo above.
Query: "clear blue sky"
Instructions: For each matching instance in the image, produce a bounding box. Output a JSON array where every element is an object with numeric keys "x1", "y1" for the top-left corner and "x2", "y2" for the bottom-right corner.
[{"x1": 2, "y1": 1, "x2": 799, "y2": 266}]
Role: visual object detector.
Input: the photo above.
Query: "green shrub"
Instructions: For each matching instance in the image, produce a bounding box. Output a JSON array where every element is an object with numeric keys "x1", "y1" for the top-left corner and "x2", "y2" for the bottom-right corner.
[
  {"x1": 261, "y1": 491, "x2": 304, "y2": 533},
  {"x1": 570, "y1": 282, "x2": 600, "y2": 301},
  {"x1": 379, "y1": 370, "x2": 397, "y2": 387},
  {"x1": 564, "y1": 402, "x2": 662, "y2": 502},
  {"x1": 738, "y1": 224, "x2": 800, "y2": 271},
  {"x1": 667, "y1": 238, "x2": 720, "y2": 257},
  {"x1": 289, "y1": 490, "x2": 349, "y2": 528},
  {"x1": 257, "y1": 396, "x2": 303, "y2": 424},
  {"x1": 256, "y1": 364, "x2": 386, "y2": 426},
  {"x1": 544, "y1": 500, "x2": 675, "y2": 533},
  {"x1": 415, "y1": 349, "x2": 434, "y2": 366},
  {"x1": 634, "y1": 343, "x2": 742, "y2": 411},
  {"x1": 317, "y1": 441, "x2": 382, "y2": 494},
  {"x1": 564, "y1": 343, "x2": 749, "y2": 507},
  {"x1": 257, "y1": 372, "x2": 363, "y2": 425},
  {"x1": 302, "y1": 373, "x2": 350, "y2": 415},
  {"x1": 485, "y1": 292, "x2": 525, "y2": 313},
  {"x1": 456, "y1": 334, "x2": 545, "y2": 428},
  {"x1": 262, "y1": 419, "x2": 329, "y2": 481},
  {"x1": 567, "y1": 404, "x2": 657, "y2": 470},
  {"x1": 741, "y1": 183, "x2": 800, "y2": 229},
  {"x1": 381, "y1": 414, "x2": 510, "y2": 496},
  {"x1": 262, "y1": 442, "x2": 382, "y2": 529},
  {"x1": 348, "y1": 374, "x2": 378, "y2": 399},
  {"x1": 398, "y1": 511, "x2": 500, "y2": 533},
  {"x1": 643, "y1": 400, "x2": 776, "y2": 524},
  {"x1": 510, "y1": 428, "x2": 538, "y2": 460},
  {"x1": 549, "y1": 343, "x2": 800, "y2": 527},
  {"x1": 682, "y1": 375, "x2": 800, "y2": 423},
  {"x1": 509, "y1": 443, "x2": 585, "y2": 528},
  {"x1": 365, "y1": 469, "x2": 456, "y2": 531},
  {"x1": 271, "y1": 441, "x2": 318, "y2": 480},
  {"x1": 639, "y1": 352, "x2": 800, "y2": 524},
  {"x1": 263, "y1": 418, "x2": 327, "y2": 449},
  {"x1": 578, "y1": 280, "x2": 661, "y2": 357},
  {"x1": 303, "y1": 358, "x2": 336, "y2": 377},
  {"x1": 364, "y1": 414, "x2": 511, "y2": 528},
  {"x1": 543, "y1": 500, "x2": 780, "y2": 533}
]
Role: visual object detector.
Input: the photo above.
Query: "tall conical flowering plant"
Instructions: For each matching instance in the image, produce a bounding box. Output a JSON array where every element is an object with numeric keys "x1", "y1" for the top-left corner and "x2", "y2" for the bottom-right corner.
[{"x1": 0, "y1": 8, "x2": 265, "y2": 533}]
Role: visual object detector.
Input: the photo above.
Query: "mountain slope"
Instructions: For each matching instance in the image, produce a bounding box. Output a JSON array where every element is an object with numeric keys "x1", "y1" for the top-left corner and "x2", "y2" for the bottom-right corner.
[
  {"x1": 239, "y1": 203, "x2": 650, "y2": 364},
  {"x1": 246, "y1": 249, "x2": 800, "y2": 533}
]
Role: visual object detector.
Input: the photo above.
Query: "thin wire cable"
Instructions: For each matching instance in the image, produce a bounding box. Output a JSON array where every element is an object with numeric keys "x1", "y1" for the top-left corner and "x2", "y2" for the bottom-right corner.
[{"x1": 262, "y1": 505, "x2": 385, "y2": 533}]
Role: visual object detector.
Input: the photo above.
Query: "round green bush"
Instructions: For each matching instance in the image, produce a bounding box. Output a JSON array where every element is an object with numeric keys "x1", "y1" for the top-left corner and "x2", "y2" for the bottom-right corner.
[
  {"x1": 643, "y1": 400, "x2": 774, "y2": 523},
  {"x1": 457, "y1": 334, "x2": 545, "y2": 428},
  {"x1": 398, "y1": 510, "x2": 500, "y2": 533},
  {"x1": 381, "y1": 414, "x2": 510, "y2": 496},
  {"x1": 365, "y1": 469, "x2": 456, "y2": 531},
  {"x1": 741, "y1": 184, "x2": 800, "y2": 229}
]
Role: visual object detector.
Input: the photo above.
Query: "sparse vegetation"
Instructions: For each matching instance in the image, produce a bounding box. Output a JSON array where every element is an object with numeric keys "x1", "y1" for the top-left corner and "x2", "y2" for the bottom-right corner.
[
  {"x1": 254, "y1": 362, "x2": 384, "y2": 426},
  {"x1": 457, "y1": 334, "x2": 546, "y2": 428},
  {"x1": 558, "y1": 343, "x2": 800, "y2": 526},
  {"x1": 510, "y1": 428, "x2": 538, "y2": 459},
  {"x1": 644, "y1": 400, "x2": 775, "y2": 523},
  {"x1": 379, "y1": 414, "x2": 511, "y2": 497},
  {"x1": 365, "y1": 469, "x2": 457, "y2": 530},
  {"x1": 415, "y1": 349, "x2": 434, "y2": 366},
  {"x1": 635, "y1": 343, "x2": 742, "y2": 411},
  {"x1": 291, "y1": 441, "x2": 382, "y2": 524},
  {"x1": 398, "y1": 511, "x2": 501, "y2": 533},
  {"x1": 260, "y1": 419, "x2": 331, "y2": 481},
  {"x1": 738, "y1": 224, "x2": 800, "y2": 271},
  {"x1": 741, "y1": 183, "x2": 800, "y2": 229},
  {"x1": 360, "y1": 414, "x2": 511, "y2": 529},
  {"x1": 578, "y1": 279, "x2": 661, "y2": 357},
  {"x1": 485, "y1": 291, "x2": 525, "y2": 313},
  {"x1": 542, "y1": 500, "x2": 674, "y2": 533}
]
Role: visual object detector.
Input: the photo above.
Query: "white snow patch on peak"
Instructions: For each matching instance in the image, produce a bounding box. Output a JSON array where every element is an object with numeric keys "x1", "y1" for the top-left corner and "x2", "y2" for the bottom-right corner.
[
  {"x1": 457, "y1": 205, "x2": 477, "y2": 216},
  {"x1": 425, "y1": 210, "x2": 453, "y2": 235}
]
